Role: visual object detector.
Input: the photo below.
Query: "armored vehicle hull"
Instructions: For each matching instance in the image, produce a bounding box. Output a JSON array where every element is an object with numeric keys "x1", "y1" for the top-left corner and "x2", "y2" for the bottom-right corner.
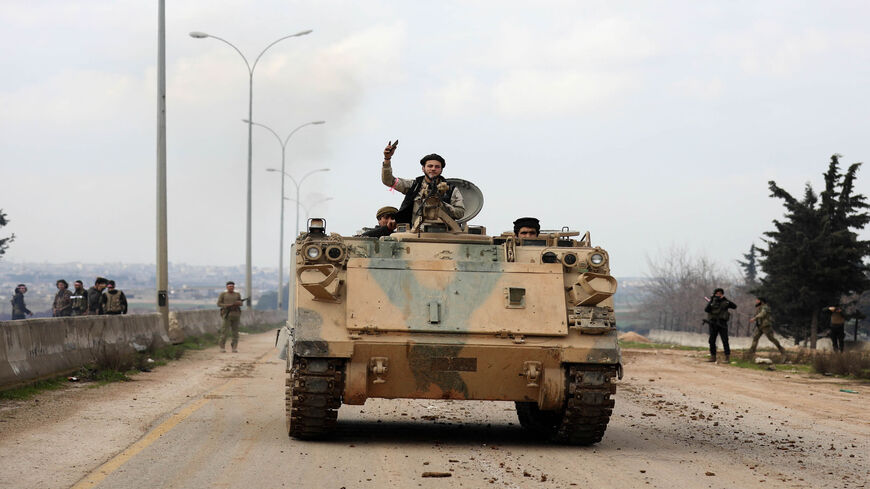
[{"x1": 280, "y1": 217, "x2": 622, "y2": 445}]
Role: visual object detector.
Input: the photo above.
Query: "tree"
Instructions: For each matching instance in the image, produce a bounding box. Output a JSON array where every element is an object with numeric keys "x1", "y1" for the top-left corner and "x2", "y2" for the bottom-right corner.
[
  {"x1": 737, "y1": 243, "x2": 758, "y2": 285},
  {"x1": 0, "y1": 209, "x2": 14, "y2": 258},
  {"x1": 755, "y1": 155, "x2": 870, "y2": 347},
  {"x1": 641, "y1": 245, "x2": 752, "y2": 335}
]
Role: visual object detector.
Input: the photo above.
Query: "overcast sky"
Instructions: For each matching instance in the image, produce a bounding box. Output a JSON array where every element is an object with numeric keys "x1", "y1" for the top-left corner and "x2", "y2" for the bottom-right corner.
[{"x1": 1, "y1": 0, "x2": 868, "y2": 277}]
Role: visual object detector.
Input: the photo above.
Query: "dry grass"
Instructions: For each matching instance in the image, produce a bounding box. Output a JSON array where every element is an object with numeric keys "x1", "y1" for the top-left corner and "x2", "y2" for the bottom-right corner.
[{"x1": 810, "y1": 351, "x2": 870, "y2": 379}]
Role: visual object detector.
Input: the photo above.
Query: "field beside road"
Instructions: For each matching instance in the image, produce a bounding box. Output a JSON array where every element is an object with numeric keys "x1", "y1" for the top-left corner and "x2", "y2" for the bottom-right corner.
[{"x1": 0, "y1": 333, "x2": 866, "y2": 489}]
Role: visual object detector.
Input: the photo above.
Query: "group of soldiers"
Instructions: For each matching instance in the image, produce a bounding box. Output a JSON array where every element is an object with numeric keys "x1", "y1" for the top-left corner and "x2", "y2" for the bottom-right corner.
[
  {"x1": 9, "y1": 277, "x2": 128, "y2": 320},
  {"x1": 359, "y1": 141, "x2": 541, "y2": 239},
  {"x1": 705, "y1": 289, "x2": 848, "y2": 362}
]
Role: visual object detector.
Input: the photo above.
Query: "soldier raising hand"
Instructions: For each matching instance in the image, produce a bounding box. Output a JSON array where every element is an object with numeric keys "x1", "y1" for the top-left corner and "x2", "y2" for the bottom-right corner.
[{"x1": 383, "y1": 140, "x2": 398, "y2": 161}]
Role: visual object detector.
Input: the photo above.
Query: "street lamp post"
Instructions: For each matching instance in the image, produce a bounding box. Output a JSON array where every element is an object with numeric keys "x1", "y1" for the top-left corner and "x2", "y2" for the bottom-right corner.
[
  {"x1": 189, "y1": 29, "x2": 312, "y2": 308},
  {"x1": 266, "y1": 167, "x2": 331, "y2": 237},
  {"x1": 284, "y1": 196, "x2": 334, "y2": 221},
  {"x1": 246, "y1": 120, "x2": 325, "y2": 310}
]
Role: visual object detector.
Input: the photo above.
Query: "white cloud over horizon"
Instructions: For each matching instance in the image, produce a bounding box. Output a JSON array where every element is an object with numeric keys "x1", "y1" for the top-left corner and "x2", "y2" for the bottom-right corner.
[{"x1": 2, "y1": 0, "x2": 869, "y2": 278}]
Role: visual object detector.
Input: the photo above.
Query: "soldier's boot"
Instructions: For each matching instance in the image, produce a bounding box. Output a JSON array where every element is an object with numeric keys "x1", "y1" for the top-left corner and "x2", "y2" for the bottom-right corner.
[
  {"x1": 219, "y1": 344, "x2": 226, "y2": 353},
  {"x1": 724, "y1": 355, "x2": 730, "y2": 363},
  {"x1": 707, "y1": 355, "x2": 716, "y2": 362}
]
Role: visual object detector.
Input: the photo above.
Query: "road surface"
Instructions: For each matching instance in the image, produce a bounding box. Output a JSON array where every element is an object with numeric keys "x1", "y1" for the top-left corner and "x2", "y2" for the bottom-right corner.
[{"x1": 0, "y1": 331, "x2": 866, "y2": 489}]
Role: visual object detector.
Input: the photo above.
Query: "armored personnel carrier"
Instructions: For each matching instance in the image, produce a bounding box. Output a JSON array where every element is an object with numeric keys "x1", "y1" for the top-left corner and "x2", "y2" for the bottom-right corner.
[{"x1": 278, "y1": 180, "x2": 622, "y2": 444}]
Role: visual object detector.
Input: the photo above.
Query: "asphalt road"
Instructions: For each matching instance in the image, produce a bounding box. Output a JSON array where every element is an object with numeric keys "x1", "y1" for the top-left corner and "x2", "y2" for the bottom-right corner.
[{"x1": 1, "y1": 331, "x2": 867, "y2": 489}]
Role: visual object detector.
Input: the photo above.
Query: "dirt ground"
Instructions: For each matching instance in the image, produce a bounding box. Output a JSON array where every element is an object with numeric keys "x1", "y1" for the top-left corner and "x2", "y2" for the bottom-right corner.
[{"x1": 0, "y1": 332, "x2": 867, "y2": 489}]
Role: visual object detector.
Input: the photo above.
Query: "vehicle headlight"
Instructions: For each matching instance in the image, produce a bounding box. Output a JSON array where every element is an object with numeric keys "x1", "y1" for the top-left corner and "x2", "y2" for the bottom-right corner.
[
  {"x1": 304, "y1": 245, "x2": 322, "y2": 260},
  {"x1": 589, "y1": 253, "x2": 605, "y2": 266}
]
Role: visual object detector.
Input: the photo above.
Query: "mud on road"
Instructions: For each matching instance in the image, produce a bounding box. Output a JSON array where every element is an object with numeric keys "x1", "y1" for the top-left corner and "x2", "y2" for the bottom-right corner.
[{"x1": 0, "y1": 332, "x2": 867, "y2": 489}]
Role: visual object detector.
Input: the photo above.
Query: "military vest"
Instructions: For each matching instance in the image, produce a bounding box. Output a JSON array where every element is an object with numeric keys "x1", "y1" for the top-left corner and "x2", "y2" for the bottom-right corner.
[
  {"x1": 104, "y1": 291, "x2": 124, "y2": 313},
  {"x1": 395, "y1": 175, "x2": 455, "y2": 224}
]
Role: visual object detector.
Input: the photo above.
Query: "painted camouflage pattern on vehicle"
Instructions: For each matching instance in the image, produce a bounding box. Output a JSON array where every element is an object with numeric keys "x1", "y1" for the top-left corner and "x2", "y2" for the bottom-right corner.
[{"x1": 287, "y1": 230, "x2": 621, "y2": 407}]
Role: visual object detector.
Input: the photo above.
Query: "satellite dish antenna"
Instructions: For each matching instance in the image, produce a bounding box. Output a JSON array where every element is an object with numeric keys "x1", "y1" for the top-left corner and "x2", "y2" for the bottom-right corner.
[{"x1": 446, "y1": 178, "x2": 483, "y2": 224}]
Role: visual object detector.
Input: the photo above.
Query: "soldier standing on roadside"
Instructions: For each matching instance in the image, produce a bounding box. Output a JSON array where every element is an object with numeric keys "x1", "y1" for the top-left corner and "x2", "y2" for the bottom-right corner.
[
  {"x1": 11, "y1": 284, "x2": 32, "y2": 320},
  {"x1": 826, "y1": 306, "x2": 846, "y2": 353},
  {"x1": 70, "y1": 280, "x2": 89, "y2": 316},
  {"x1": 88, "y1": 277, "x2": 108, "y2": 315},
  {"x1": 747, "y1": 297, "x2": 787, "y2": 356},
  {"x1": 53, "y1": 279, "x2": 73, "y2": 317},
  {"x1": 100, "y1": 280, "x2": 128, "y2": 315},
  {"x1": 217, "y1": 281, "x2": 244, "y2": 353},
  {"x1": 704, "y1": 288, "x2": 736, "y2": 363}
]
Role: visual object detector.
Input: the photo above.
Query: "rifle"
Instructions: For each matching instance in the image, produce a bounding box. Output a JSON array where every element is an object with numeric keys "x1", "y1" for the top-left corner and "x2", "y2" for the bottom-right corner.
[{"x1": 220, "y1": 297, "x2": 250, "y2": 318}]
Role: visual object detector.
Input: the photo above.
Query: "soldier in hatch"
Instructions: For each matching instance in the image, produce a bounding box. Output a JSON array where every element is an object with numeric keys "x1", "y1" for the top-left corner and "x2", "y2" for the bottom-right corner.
[
  {"x1": 381, "y1": 140, "x2": 465, "y2": 224},
  {"x1": 513, "y1": 217, "x2": 540, "y2": 238},
  {"x1": 360, "y1": 206, "x2": 398, "y2": 238}
]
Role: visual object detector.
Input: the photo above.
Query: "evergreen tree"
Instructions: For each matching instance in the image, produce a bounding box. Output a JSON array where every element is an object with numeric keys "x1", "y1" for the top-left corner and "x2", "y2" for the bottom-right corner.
[
  {"x1": 755, "y1": 155, "x2": 870, "y2": 347},
  {"x1": 737, "y1": 243, "x2": 758, "y2": 284},
  {"x1": 0, "y1": 209, "x2": 13, "y2": 259}
]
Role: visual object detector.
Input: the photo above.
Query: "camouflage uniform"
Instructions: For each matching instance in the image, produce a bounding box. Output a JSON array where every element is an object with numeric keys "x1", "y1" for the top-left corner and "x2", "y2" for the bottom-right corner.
[
  {"x1": 704, "y1": 295, "x2": 736, "y2": 359},
  {"x1": 748, "y1": 303, "x2": 786, "y2": 355},
  {"x1": 382, "y1": 164, "x2": 465, "y2": 224},
  {"x1": 53, "y1": 288, "x2": 73, "y2": 317},
  {"x1": 70, "y1": 285, "x2": 89, "y2": 315},
  {"x1": 217, "y1": 290, "x2": 243, "y2": 351}
]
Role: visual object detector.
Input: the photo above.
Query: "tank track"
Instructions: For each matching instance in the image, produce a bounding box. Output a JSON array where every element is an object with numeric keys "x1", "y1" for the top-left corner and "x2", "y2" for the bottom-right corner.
[
  {"x1": 286, "y1": 356, "x2": 346, "y2": 439},
  {"x1": 516, "y1": 364, "x2": 617, "y2": 445}
]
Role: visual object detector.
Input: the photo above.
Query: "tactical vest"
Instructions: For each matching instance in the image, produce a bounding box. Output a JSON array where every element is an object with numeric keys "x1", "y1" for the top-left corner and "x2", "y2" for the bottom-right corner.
[
  {"x1": 707, "y1": 298, "x2": 731, "y2": 321},
  {"x1": 395, "y1": 175, "x2": 455, "y2": 224},
  {"x1": 104, "y1": 291, "x2": 123, "y2": 313}
]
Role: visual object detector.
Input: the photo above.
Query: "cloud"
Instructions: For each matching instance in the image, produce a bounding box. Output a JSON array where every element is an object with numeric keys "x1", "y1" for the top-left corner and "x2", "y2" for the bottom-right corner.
[{"x1": 492, "y1": 70, "x2": 632, "y2": 118}]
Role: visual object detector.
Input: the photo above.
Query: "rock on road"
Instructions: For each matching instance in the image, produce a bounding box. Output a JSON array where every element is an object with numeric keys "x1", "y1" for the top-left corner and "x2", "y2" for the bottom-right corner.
[{"x1": 0, "y1": 331, "x2": 867, "y2": 489}]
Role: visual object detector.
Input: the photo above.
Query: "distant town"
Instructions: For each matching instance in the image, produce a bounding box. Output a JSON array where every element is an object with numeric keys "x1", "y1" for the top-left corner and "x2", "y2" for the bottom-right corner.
[
  {"x1": 1, "y1": 260, "x2": 649, "y2": 324},
  {"x1": 0, "y1": 261, "x2": 278, "y2": 319}
]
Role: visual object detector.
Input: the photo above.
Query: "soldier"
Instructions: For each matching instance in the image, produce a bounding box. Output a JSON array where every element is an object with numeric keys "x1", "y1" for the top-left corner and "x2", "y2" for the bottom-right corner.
[
  {"x1": 11, "y1": 284, "x2": 32, "y2": 320},
  {"x1": 513, "y1": 217, "x2": 540, "y2": 238},
  {"x1": 70, "y1": 280, "x2": 89, "y2": 316},
  {"x1": 381, "y1": 140, "x2": 465, "y2": 224},
  {"x1": 360, "y1": 206, "x2": 399, "y2": 238},
  {"x1": 217, "y1": 281, "x2": 244, "y2": 353},
  {"x1": 747, "y1": 297, "x2": 786, "y2": 356},
  {"x1": 704, "y1": 288, "x2": 736, "y2": 362},
  {"x1": 826, "y1": 306, "x2": 846, "y2": 353},
  {"x1": 53, "y1": 279, "x2": 73, "y2": 317},
  {"x1": 100, "y1": 280, "x2": 128, "y2": 315},
  {"x1": 88, "y1": 277, "x2": 108, "y2": 315}
]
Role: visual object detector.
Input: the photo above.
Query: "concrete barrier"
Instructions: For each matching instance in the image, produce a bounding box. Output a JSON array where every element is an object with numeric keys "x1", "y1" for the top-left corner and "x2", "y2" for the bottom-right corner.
[
  {"x1": 168, "y1": 309, "x2": 287, "y2": 342},
  {"x1": 0, "y1": 309, "x2": 287, "y2": 389},
  {"x1": 0, "y1": 313, "x2": 169, "y2": 389},
  {"x1": 647, "y1": 329, "x2": 869, "y2": 351}
]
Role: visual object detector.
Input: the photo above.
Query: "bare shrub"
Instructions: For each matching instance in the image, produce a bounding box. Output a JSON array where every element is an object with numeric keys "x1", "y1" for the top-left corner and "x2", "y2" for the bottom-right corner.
[
  {"x1": 641, "y1": 245, "x2": 753, "y2": 335},
  {"x1": 812, "y1": 351, "x2": 870, "y2": 379}
]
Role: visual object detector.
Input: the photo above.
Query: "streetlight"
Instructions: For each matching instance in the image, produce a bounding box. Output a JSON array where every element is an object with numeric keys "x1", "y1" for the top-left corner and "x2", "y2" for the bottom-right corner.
[
  {"x1": 266, "y1": 167, "x2": 331, "y2": 237},
  {"x1": 267, "y1": 168, "x2": 329, "y2": 310},
  {"x1": 284, "y1": 196, "x2": 334, "y2": 220},
  {"x1": 246, "y1": 120, "x2": 326, "y2": 310},
  {"x1": 189, "y1": 29, "x2": 312, "y2": 308}
]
